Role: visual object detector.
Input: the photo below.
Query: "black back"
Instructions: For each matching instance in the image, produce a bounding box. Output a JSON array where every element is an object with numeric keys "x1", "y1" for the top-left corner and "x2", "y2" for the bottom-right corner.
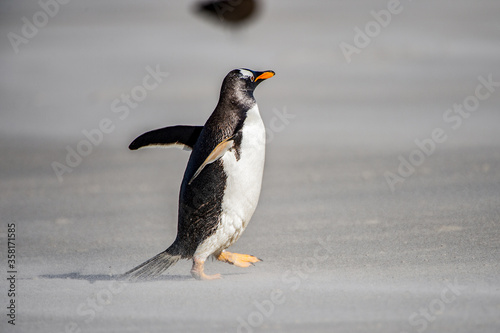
[{"x1": 171, "y1": 69, "x2": 260, "y2": 256}]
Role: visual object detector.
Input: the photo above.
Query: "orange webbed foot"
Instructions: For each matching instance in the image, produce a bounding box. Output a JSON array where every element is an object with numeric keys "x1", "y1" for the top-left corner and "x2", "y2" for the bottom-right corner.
[{"x1": 217, "y1": 251, "x2": 262, "y2": 268}]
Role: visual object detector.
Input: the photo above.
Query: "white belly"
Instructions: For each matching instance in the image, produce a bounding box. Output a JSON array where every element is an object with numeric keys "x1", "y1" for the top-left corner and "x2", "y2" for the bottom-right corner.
[{"x1": 194, "y1": 105, "x2": 266, "y2": 260}]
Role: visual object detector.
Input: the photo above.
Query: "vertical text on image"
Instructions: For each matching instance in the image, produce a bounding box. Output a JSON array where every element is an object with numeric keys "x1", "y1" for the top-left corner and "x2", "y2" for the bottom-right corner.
[{"x1": 6, "y1": 223, "x2": 17, "y2": 326}]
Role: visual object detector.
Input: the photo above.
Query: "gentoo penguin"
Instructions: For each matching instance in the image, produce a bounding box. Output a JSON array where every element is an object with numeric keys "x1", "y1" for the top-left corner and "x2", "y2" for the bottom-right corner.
[
  {"x1": 195, "y1": 0, "x2": 260, "y2": 26},
  {"x1": 125, "y1": 68, "x2": 275, "y2": 280}
]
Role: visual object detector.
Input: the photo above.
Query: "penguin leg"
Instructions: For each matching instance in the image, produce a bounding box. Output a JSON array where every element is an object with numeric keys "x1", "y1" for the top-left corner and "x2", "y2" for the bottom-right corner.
[
  {"x1": 191, "y1": 258, "x2": 222, "y2": 280},
  {"x1": 216, "y1": 250, "x2": 262, "y2": 268}
]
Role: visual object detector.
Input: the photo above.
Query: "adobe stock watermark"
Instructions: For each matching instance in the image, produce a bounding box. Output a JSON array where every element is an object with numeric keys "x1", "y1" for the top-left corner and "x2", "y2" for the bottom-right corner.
[
  {"x1": 51, "y1": 64, "x2": 169, "y2": 182},
  {"x1": 7, "y1": 0, "x2": 72, "y2": 54},
  {"x1": 236, "y1": 235, "x2": 334, "y2": 333},
  {"x1": 265, "y1": 106, "x2": 295, "y2": 144},
  {"x1": 400, "y1": 278, "x2": 466, "y2": 333},
  {"x1": 339, "y1": 0, "x2": 405, "y2": 64},
  {"x1": 178, "y1": 105, "x2": 295, "y2": 152},
  {"x1": 384, "y1": 74, "x2": 499, "y2": 192},
  {"x1": 64, "y1": 280, "x2": 128, "y2": 333}
]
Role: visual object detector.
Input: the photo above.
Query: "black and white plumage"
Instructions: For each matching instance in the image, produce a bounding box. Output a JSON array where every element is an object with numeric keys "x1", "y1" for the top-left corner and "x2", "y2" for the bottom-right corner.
[{"x1": 125, "y1": 68, "x2": 275, "y2": 280}]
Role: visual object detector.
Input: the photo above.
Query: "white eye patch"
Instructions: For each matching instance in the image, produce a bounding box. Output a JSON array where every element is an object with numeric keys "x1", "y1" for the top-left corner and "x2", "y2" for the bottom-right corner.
[{"x1": 238, "y1": 69, "x2": 254, "y2": 81}]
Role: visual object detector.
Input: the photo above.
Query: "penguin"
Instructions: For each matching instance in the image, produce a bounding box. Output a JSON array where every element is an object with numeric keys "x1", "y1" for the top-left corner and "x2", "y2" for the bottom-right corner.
[
  {"x1": 195, "y1": 0, "x2": 260, "y2": 27},
  {"x1": 125, "y1": 68, "x2": 275, "y2": 280}
]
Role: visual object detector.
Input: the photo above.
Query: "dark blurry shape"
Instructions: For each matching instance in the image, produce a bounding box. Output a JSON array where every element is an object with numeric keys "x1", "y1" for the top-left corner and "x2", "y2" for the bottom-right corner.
[{"x1": 195, "y1": 0, "x2": 260, "y2": 27}]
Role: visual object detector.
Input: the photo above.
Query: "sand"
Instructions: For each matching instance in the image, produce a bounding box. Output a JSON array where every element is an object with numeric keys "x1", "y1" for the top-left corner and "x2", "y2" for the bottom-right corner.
[{"x1": 1, "y1": 1, "x2": 499, "y2": 332}]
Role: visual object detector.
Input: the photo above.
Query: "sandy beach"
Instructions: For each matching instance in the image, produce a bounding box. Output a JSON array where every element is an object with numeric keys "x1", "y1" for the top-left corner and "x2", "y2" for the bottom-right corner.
[{"x1": 1, "y1": 1, "x2": 500, "y2": 332}]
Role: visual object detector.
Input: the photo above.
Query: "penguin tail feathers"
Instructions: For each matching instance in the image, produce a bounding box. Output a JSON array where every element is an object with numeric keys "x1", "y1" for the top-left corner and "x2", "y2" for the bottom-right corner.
[{"x1": 123, "y1": 250, "x2": 181, "y2": 281}]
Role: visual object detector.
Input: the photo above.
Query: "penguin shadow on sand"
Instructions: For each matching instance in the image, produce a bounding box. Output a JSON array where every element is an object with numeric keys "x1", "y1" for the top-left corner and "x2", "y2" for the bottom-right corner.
[
  {"x1": 39, "y1": 270, "x2": 244, "y2": 283},
  {"x1": 39, "y1": 272, "x2": 191, "y2": 283}
]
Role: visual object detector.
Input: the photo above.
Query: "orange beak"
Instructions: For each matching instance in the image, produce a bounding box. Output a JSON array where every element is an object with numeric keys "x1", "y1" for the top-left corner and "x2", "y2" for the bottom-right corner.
[{"x1": 255, "y1": 71, "x2": 275, "y2": 82}]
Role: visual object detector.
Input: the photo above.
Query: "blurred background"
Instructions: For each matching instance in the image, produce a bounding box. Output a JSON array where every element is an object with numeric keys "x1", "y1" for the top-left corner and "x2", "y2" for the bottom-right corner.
[
  {"x1": 2, "y1": 0, "x2": 499, "y2": 150},
  {"x1": 1, "y1": 1, "x2": 499, "y2": 332}
]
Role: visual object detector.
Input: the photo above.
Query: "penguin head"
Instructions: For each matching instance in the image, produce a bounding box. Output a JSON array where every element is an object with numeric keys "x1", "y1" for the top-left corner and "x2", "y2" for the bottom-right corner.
[
  {"x1": 235, "y1": 68, "x2": 275, "y2": 88},
  {"x1": 221, "y1": 68, "x2": 275, "y2": 100}
]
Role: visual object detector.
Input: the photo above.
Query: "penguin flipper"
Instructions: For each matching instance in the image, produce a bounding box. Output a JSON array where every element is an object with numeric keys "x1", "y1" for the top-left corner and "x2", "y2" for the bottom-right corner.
[
  {"x1": 129, "y1": 125, "x2": 203, "y2": 150},
  {"x1": 188, "y1": 136, "x2": 234, "y2": 185}
]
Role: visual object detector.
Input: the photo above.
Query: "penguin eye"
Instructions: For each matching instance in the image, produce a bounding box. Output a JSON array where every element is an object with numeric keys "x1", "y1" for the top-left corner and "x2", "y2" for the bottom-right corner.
[{"x1": 250, "y1": 75, "x2": 255, "y2": 82}]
